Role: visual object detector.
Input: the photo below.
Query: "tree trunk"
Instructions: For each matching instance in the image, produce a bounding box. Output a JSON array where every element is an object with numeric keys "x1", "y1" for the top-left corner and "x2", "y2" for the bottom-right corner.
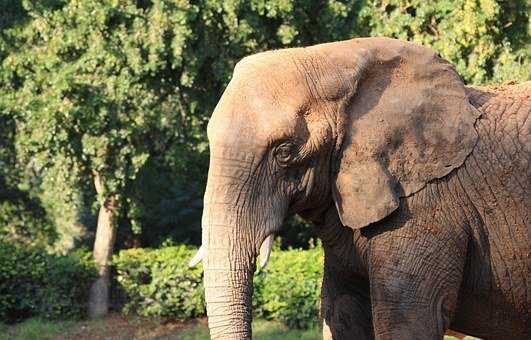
[{"x1": 88, "y1": 172, "x2": 117, "y2": 319}]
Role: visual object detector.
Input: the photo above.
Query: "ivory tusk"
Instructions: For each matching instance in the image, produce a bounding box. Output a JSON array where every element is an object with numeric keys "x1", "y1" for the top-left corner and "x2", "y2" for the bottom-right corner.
[
  {"x1": 189, "y1": 245, "x2": 204, "y2": 268},
  {"x1": 259, "y1": 234, "x2": 275, "y2": 269}
]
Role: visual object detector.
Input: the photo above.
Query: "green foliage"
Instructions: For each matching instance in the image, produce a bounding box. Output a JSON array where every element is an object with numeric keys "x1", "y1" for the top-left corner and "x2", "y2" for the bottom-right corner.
[
  {"x1": 180, "y1": 319, "x2": 321, "y2": 340},
  {"x1": 0, "y1": 0, "x2": 212, "y2": 251},
  {"x1": 113, "y1": 245, "x2": 205, "y2": 319},
  {"x1": 112, "y1": 244, "x2": 324, "y2": 328},
  {"x1": 0, "y1": 241, "x2": 96, "y2": 322},
  {"x1": 0, "y1": 96, "x2": 55, "y2": 247},
  {"x1": 253, "y1": 243, "x2": 324, "y2": 328},
  {"x1": 33, "y1": 158, "x2": 92, "y2": 252},
  {"x1": 2, "y1": 0, "x2": 197, "y2": 200},
  {"x1": 0, "y1": 0, "x2": 528, "y2": 251},
  {"x1": 0, "y1": 197, "x2": 56, "y2": 248},
  {"x1": 278, "y1": 215, "x2": 315, "y2": 250},
  {"x1": 0, "y1": 0, "x2": 28, "y2": 31},
  {"x1": 359, "y1": 0, "x2": 530, "y2": 84},
  {"x1": 119, "y1": 158, "x2": 206, "y2": 248}
]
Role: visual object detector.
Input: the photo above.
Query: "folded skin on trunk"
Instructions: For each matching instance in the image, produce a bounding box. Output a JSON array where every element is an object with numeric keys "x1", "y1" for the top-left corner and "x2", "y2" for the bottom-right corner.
[
  {"x1": 203, "y1": 234, "x2": 254, "y2": 338},
  {"x1": 202, "y1": 168, "x2": 258, "y2": 339}
]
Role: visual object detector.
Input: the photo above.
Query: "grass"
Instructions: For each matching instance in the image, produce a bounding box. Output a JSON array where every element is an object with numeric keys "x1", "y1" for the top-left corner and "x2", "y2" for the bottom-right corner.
[
  {"x1": 1, "y1": 316, "x2": 476, "y2": 340},
  {"x1": 180, "y1": 319, "x2": 320, "y2": 340},
  {"x1": 1, "y1": 317, "x2": 320, "y2": 340},
  {"x1": 179, "y1": 321, "x2": 475, "y2": 340},
  {"x1": 0, "y1": 318, "x2": 77, "y2": 340}
]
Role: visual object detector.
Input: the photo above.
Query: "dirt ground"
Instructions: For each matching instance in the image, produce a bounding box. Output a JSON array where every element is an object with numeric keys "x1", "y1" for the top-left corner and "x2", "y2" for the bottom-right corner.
[
  {"x1": 60, "y1": 315, "x2": 207, "y2": 340},
  {"x1": 2, "y1": 314, "x2": 477, "y2": 340},
  {"x1": 2, "y1": 314, "x2": 208, "y2": 340}
]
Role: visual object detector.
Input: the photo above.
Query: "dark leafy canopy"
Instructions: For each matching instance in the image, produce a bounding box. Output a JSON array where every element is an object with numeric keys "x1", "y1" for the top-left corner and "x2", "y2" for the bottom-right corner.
[
  {"x1": 3, "y1": 0, "x2": 208, "y2": 197},
  {"x1": 0, "y1": 0, "x2": 529, "y2": 250}
]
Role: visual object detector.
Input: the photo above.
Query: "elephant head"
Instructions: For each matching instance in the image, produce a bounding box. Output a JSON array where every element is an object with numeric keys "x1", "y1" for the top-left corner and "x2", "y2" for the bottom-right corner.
[{"x1": 192, "y1": 37, "x2": 480, "y2": 339}]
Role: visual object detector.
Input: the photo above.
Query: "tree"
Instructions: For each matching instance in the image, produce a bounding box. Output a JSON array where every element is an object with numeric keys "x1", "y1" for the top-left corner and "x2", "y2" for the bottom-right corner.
[
  {"x1": 0, "y1": 2, "x2": 56, "y2": 248},
  {"x1": 0, "y1": 110, "x2": 57, "y2": 248},
  {"x1": 0, "y1": 0, "x2": 206, "y2": 317}
]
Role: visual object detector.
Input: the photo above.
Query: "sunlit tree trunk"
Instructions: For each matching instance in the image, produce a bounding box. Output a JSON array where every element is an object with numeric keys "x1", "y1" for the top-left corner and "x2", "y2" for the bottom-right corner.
[{"x1": 88, "y1": 171, "x2": 117, "y2": 318}]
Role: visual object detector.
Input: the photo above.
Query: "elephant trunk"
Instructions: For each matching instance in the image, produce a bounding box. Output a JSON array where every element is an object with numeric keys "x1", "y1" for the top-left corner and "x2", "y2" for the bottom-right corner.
[
  {"x1": 202, "y1": 167, "x2": 257, "y2": 339},
  {"x1": 203, "y1": 221, "x2": 255, "y2": 338}
]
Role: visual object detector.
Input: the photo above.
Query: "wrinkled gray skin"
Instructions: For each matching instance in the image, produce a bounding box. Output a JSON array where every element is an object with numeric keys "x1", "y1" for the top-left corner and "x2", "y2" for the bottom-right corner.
[{"x1": 198, "y1": 38, "x2": 530, "y2": 339}]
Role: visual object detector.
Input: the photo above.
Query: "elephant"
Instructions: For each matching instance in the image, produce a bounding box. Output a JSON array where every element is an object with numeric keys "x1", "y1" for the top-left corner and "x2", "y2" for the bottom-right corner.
[{"x1": 190, "y1": 37, "x2": 530, "y2": 339}]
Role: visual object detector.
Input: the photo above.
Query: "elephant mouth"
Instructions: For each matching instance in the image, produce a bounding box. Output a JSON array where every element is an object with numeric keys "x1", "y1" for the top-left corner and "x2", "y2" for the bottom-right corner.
[
  {"x1": 294, "y1": 200, "x2": 333, "y2": 224},
  {"x1": 189, "y1": 233, "x2": 275, "y2": 270}
]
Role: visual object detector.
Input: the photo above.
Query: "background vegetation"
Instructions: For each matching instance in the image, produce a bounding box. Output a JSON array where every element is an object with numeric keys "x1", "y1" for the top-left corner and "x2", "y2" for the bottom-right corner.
[
  {"x1": 0, "y1": 240, "x2": 96, "y2": 322},
  {"x1": 0, "y1": 0, "x2": 529, "y2": 332},
  {"x1": 1, "y1": 0, "x2": 528, "y2": 253},
  {"x1": 0, "y1": 242, "x2": 323, "y2": 328}
]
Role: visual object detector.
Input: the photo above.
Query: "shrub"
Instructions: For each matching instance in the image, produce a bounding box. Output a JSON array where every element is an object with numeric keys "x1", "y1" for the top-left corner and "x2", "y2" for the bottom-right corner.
[
  {"x1": 113, "y1": 243, "x2": 324, "y2": 328},
  {"x1": 113, "y1": 245, "x2": 205, "y2": 319},
  {"x1": 0, "y1": 241, "x2": 324, "y2": 327},
  {"x1": 0, "y1": 241, "x2": 96, "y2": 322},
  {"x1": 253, "y1": 242, "x2": 324, "y2": 329}
]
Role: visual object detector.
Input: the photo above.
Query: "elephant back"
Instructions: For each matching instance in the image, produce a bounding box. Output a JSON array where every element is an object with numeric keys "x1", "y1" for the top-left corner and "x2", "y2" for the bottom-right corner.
[{"x1": 458, "y1": 81, "x2": 531, "y2": 335}]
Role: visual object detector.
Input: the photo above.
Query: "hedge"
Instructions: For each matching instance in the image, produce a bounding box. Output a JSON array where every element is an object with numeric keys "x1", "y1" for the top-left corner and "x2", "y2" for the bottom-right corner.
[
  {"x1": 0, "y1": 241, "x2": 96, "y2": 322},
  {"x1": 253, "y1": 243, "x2": 323, "y2": 329},
  {"x1": 1, "y1": 242, "x2": 324, "y2": 328},
  {"x1": 113, "y1": 245, "x2": 206, "y2": 319},
  {"x1": 113, "y1": 243, "x2": 323, "y2": 328}
]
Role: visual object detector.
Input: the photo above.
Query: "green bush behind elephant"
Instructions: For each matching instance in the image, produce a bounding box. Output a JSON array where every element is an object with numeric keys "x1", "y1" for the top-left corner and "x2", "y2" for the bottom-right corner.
[{"x1": 114, "y1": 244, "x2": 323, "y2": 327}]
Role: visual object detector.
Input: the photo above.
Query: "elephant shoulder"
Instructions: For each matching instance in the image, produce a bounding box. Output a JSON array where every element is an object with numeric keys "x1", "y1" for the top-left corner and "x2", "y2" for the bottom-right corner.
[
  {"x1": 466, "y1": 82, "x2": 530, "y2": 119},
  {"x1": 461, "y1": 82, "x2": 530, "y2": 211},
  {"x1": 466, "y1": 82, "x2": 530, "y2": 150}
]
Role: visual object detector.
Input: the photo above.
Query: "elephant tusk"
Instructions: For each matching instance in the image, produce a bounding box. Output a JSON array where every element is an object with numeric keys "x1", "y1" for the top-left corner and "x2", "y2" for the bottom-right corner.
[
  {"x1": 189, "y1": 245, "x2": 204, "y2": 268},
  {"x1": 259, "y1": 234, "x2": 275, "y2": 269}
]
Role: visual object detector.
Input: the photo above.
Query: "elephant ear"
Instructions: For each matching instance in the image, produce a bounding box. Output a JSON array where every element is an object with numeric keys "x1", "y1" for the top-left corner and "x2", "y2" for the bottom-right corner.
[{"x1": 328, "y1": 38, "x2": 481, "y2": 230}]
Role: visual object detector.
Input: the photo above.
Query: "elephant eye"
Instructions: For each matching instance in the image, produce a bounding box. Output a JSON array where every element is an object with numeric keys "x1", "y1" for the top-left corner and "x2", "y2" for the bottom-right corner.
[{"x1": 275, "y1": 141, "x2": 295, "y2": 166}]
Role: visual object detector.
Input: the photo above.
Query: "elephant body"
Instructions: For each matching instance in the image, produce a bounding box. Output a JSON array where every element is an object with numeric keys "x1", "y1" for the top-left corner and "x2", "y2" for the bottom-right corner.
[
  {"x1": 194, "y1": 37, "x2": 530, "y2": 339},
  {"x1": 320, "y1": 83, "x2": 530, "y2": 339}
]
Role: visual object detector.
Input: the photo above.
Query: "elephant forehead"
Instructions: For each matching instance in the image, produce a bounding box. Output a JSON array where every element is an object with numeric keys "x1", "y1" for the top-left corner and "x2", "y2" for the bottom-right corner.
[
  {"x1": 208, "y1": 61, "x2": 308, "y2": 147},
  {"x1": 208, "y1": 100, "x2": 301, "y2": 148}
]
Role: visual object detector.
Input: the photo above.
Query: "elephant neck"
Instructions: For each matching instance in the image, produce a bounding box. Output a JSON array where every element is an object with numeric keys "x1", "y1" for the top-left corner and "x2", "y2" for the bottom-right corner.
[
  {"x1": 299, "y1": 201, "x2": 335, "y2": 226},
  {"x1": 313, "y1": 205, "x2": 347, "y2": 247},
  {"x1": 314, "y1": 205, "x2": 370, "y2": 278}
]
